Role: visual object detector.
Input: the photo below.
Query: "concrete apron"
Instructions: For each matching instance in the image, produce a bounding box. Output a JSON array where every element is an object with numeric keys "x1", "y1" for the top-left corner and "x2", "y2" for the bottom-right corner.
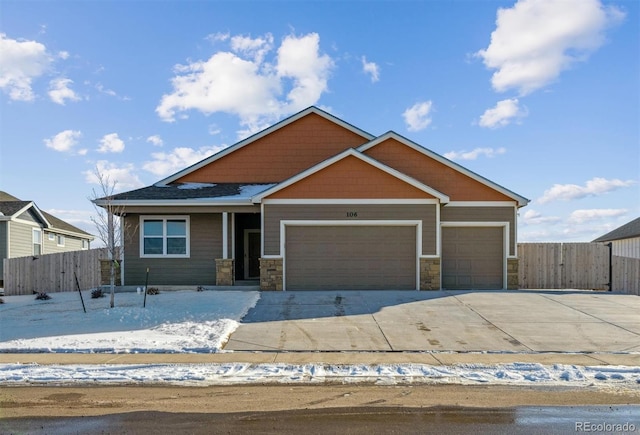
[{"x1": 224, "y1": 290, "x2": 640, "y2": 354}]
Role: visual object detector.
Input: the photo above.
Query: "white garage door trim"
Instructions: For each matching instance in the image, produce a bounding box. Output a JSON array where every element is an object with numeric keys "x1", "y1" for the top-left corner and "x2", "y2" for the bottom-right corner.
[
  {"x1": 281, "y1": 220, "x2": 422, "y2": 291},
  {"x1": 441, "y1": 221, "x2": 510, "y2": 290}
]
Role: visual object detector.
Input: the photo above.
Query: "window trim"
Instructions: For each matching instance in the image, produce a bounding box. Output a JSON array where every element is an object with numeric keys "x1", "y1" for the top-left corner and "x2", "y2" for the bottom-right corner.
[
  {"x1": 33, "y1": 228, "x2": 42, "y2": 255},
  {"x1": 139, "y1": 215, "x2": 190, "y2": 258},
  {"x1": 56, "y1": 234, "x2": 65, "y2": 247},
  {"x1": 48, "y1": 233, "x2": 55, "y2": 241}
]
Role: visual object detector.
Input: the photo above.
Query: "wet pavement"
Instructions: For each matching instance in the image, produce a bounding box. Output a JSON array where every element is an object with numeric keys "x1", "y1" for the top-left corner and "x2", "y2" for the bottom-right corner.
[{"x1": 2, "y1": 406, "x2": 638, "y2": 434}]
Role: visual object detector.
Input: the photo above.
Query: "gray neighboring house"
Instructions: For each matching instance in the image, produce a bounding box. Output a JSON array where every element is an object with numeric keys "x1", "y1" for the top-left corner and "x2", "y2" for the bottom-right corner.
[
  {"x1": 0, "y1": 191, "x2": 95, "y2": 286},
  {"x1": 593, "y1": 217, "x2": 640, "y2": 259}
]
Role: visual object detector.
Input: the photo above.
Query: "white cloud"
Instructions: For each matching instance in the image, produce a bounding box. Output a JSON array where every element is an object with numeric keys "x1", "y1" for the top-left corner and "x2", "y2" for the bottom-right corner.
[
  {"x1": 142, "y1": 145, "x2": 229, "y2": 177},
  {"x1": 44, "y1": 129, "x2": 83, "y2": 153},
  {"x1": 94, "y1": 83, "x2": 130, "y2": 101},
  {"x1": 362, "y1": 56, "x2": 380, "y2": 82},
  {"x1": 444, "y1": 147, "x2": 506, "y2": 161},
  {"x1": 205, "y1": 32, "x2": 230, "y2": 44},
  {"x1": 97, "y1": 133, "x2": 125, "y2": 153},
  {"x1": 0, "y1": 33, "x2": 52, "y2": 101},
  {"x1": 538, "y1": 177, "x2": 636, "y2": 204},
  {"x1": 476, "y1": 0, "x2": 625, "y2": 95},
  {"x1": 48, "y1": 77, "x2": 80, "y2": 105},
  {"x1": 478, "y1": 98, "x2": 526, "y2": 128},
  {"x1": 146, "y1": 135, "x2": 164, "y2": 147},
  {"x1": 403, "y1": 101, "x2": 433, "y2": 132},
  {"x1": 230, "y1": 34, "x2": 273, "y2": 63},
  {"x1": 84, "y1": 161, "x2": 144, "y2": 192},
  {"x1": 568, "y1": 208, "x2": 628, "y2": 224},
  {"x1": 57, "y1": 51, "x2": 70, "y2": 60},
  {"x1": 156, "y1": 32, "x2": 333, "y2": 138},
  {"x1": 520, "y1": 209, "x2": 562, "y2": 226},
  {"x1": 276, "y1": 33, "x2": 334, "y2": 116}
]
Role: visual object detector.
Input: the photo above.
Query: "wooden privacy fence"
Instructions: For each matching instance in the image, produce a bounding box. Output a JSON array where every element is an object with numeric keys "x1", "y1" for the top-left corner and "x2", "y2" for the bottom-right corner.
[
  {"x1": 612, "y1": 255, "x2": 640, "y2": 296},
  {"x1": 518, "y1": 243, "x2": 640, "y2": 295},
  {"x1": 3, "y1": 248, "x2": 109, "y2": 296}
]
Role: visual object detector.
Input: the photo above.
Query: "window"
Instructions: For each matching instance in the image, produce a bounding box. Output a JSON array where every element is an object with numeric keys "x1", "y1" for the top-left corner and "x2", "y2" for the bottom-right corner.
[
  {"x1": 33, "y1": 229, "x2": 42, "y2": 255},
  {"x1": 140, "y1": 216, "x2": 189, "y2": 257},
  {"x1": 48, "y1": 233, "x2": 55, "y2": 241},
  {"x1": 82, "y1": 239, "x2": 89, "y2": 249},
  {"x1": 57, "y1": 235, "x2": 65, "y2": 247}
]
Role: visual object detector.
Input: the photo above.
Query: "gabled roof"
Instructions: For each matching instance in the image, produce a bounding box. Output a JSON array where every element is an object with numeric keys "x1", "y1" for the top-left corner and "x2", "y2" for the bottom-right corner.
[
  {"x1": 252, "y1": 148, "x2": 450, "y2": 203},
  {"x1": 358, "y1": 132, "x2": 530, "y2": 207},
  {"x1": 156, "y1": 106, "x2": 375, "y2": 186},
  {"x1": 0, "y1": 191, "x2": 93, "y2": 238},
  {"x1": 593, "y1": 217, "x2": 640, "y2": 242}
]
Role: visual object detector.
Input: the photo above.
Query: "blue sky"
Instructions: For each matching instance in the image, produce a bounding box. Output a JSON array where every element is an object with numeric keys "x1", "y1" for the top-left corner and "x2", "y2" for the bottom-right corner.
[{"x1": 1, "y1": 0, "x2": 638, "y2": 245}]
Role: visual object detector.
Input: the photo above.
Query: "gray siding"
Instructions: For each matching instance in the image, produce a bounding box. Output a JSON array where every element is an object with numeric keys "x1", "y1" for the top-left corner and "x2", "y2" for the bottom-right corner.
[
  {"x1": 0, "y1": 221, "x2": 7, "y2": 278},
  {"x1": 264, "y1": 204, "x2": 437, "y2": 256},
  {"x1": 123, "y1": 213, "x2": 222, "y2": 285},
  {"x1": 441, "y1": 206, "x2": 516, "y2": 256},
  {"x1": 9, "y1": 221, "x2": 37, "y2": 259},
  {"x1": 42, "y1": 232, "x2": 86, "y2": 254},
  {"x1": 16, "y1": 209, "x2": 40, "y2": 224}
]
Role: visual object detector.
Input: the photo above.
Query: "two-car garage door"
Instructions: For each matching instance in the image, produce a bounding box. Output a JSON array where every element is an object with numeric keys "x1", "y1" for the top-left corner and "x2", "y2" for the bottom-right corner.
[
  {"x1": 282, "y1": 224, "x2": 505, "y2": 290},
  {"x1": 285, "y1": 225, "x2": 417, "y2": 290}
]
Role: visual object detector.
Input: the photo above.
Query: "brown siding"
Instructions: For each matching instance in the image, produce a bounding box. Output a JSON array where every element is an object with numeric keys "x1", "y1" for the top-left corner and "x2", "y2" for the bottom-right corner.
[
  {"x1": 441, "y1": 206, "x2": 516, "y2": 256},
  {"x1": 123, "y1": 213, "x2": 222, "y2": 285},
  {"x1": 364, "y1": 138, "x2": 513, "y2": 201},
  {"x1": 267, "y1": 155, "x2": 434, "y2": 199},
  {"x1": 263, "y1": 204, "x2": 436, "y2": 256},
  {"x1": 285, "y1": 225, "x2": 416, "y2": 290},
  {"x1": 176, "y1": 113, "x2": 370, "y2": 184}
]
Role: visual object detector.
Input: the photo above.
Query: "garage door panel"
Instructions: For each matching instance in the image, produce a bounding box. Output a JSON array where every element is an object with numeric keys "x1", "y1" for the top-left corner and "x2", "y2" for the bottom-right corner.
[
  {"x1": 286, "y1": 225, "x2": 416, "y2": 290},
  {"x1": 442, "y1": 227, "x2": 503, "y2": 290}
]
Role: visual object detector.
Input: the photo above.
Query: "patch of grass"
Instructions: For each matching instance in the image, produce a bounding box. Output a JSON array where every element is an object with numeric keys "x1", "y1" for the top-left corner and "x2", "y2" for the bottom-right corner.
[
  {"x1": 146, "y1": 287, "x2": 159, "y2": 295},
  {"x1": 35, "y1": 292, "x2": 51, "y2": 300},
  {"x1": 91, "y1": 288, "x2": 104, "y2": 299}
]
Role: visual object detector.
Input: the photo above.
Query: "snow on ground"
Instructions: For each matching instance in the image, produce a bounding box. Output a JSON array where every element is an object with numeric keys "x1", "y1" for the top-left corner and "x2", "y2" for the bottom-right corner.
[
  {"x1": 0, "y1": 290, "x2": 260, "y2": 353},
  {"x1": 2, "y1": 362, "x2": 640, "y2": 389},
  {"x1": 0, "y1": 290, "x2": 639, "y2": 389}
]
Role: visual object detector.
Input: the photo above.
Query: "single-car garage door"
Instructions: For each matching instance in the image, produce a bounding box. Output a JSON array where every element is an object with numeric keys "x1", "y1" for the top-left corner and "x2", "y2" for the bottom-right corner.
[
  {"x1": 441, "y1": 226, "x2": 504, "y2": 290},
  {"x1": 285, "y1": 225, "x2": 416, "y2": 290}
]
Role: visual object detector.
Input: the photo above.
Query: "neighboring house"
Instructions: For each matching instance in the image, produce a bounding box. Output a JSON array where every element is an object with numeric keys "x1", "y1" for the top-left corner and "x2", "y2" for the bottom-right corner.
[
  {"x1": 593, "y1": 217, "x2": 640, "y2": 259},
  {"x1": 96, "y1": 107, "x2": 529, "y2": 291},
  {"x1": 0, "y1": 191, "x2": 94, "y2": 286}
]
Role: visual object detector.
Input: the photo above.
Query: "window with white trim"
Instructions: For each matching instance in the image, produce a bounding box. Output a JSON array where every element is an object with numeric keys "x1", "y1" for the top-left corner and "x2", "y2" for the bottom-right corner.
[
  {"x1": 140, "y1": 216, "x2": 189, "y2": 257},
  {"x1": 33, "y1": 229, "x2": 42, "y2": 255},
  {"x1": 57, "y1": 235, "x2": 65, "y2": 247},
  {"x1": 82, "y1": 239, "x2": 89, "y2": 249},
  {"x1": 48, "y1": 233, "x2": 55, "y2": 241}
]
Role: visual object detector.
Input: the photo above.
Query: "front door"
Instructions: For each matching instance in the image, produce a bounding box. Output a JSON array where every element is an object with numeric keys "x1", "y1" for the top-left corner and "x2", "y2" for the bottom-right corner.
[{"x1": 244, "y1": 229, "x2": 261, "y2": 279}]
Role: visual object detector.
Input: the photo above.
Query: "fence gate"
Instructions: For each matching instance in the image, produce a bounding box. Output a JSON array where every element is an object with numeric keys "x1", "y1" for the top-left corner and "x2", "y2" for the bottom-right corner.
[{"x1": 518, "y1": 243, "x2": 609, "y2": 290}]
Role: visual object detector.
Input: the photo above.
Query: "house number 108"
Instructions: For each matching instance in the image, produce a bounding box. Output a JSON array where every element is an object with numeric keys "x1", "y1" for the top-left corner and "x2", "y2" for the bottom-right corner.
[{"x1": 346, "y1": 211, "x2": 358, "y2": 217}]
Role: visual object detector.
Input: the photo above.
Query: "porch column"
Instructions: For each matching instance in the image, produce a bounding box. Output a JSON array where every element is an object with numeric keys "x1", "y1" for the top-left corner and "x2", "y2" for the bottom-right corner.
[
  {"x1": 222, "y1": 212, "x2": 228, "y2": 259},
  {"x1": 216, "y1": 212, "x2": 234, "y2": 286}
]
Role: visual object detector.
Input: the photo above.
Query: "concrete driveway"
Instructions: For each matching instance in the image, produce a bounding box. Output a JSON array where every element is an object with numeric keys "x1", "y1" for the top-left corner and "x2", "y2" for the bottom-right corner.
[{"x1": 224, "y1": 290, "x2": 640, "y2": 353}]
